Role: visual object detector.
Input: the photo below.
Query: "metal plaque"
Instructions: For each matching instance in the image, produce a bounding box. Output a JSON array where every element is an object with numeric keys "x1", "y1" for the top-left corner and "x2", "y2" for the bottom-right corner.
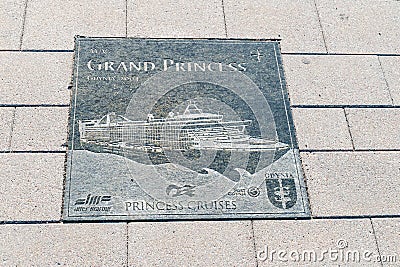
[{"x1": 63, "y1": 37, "x2": 310, "y2": 221}]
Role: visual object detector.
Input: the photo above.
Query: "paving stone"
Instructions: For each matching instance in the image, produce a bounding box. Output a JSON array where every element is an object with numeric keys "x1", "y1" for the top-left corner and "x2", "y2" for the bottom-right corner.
[
  {"x1": 379, "y1": 56, "x2": 400, "y2": 105},
  {"x1": 128, "y1": 221, "x2": 256, "y2": 266},
  {"x1": 253, "y1": 219, "x2": 380, "y2": 266},
  {"x1": 0, "y1": 223, "x2": 127, "y2": 266},
  {"x1": 22, "y1": 0, "x2": 125, "y2": 50},
  {"x1": 0, "y1": 108, "x2": 14, "y2": 151},
  {"x1": 223, "y1": 0, "x2": 326, "y2": 53},
  {"x1": 11, "y1": 107, "x2": 68, "y2": 151},
  {"x1": 0, "y1": 0, "x2": 25, "y2": 49},
  {"x1": 283, "y1": 55, "x2": 391, "y2": 105},
  {"x1": 0, "y1": 153, "x2": 64, "y2": 221},
  {"x1": 316, "y1": 0, "x2": 400, "y2": 54},
  {"x1": 346, "y1": 108, "x2": 400, "y2": 150},
  {"x1": 372, "y1": 219, "x2": 400, "y2": 267},
  {"x1": 302, "y1": 152, "x2": 400, "y2": 217},
  {"x1": 292, "y1": 108, "x2": 352, "y2": 150},
  {"x1": 0, "y1": 52, "x2": 72, "y2": 105},
  {"x1": 127, "y1": 0, "x2": 225, "y2": 38}
]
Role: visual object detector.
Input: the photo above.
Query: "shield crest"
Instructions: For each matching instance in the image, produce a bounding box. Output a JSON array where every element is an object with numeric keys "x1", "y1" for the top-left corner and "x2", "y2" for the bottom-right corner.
[{"x1": 266, "y1": 178, "x2": 297, "y2": 209}]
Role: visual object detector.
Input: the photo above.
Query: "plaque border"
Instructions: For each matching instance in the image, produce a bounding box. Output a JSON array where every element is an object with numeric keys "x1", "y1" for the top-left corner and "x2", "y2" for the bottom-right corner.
[{"x1": 62, "y1": 37, "x2": 310, "y2": 221}]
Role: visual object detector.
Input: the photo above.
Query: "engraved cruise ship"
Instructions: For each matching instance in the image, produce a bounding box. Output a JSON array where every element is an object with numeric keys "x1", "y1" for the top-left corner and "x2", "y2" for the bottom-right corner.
[{"x1": 78, "y1": 102, "x2": 288, "y2": 152}]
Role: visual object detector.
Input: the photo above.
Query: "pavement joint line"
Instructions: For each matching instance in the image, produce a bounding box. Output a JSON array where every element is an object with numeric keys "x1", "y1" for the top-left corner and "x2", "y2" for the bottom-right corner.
[
  {"x1": 0, "y1": 50, "x2": 399, "y2": 56},
  {"x1": 292, "y1": 105, "x2": 400, "y2": 108},
  {"x1": 0, "y1": 104, "x2": 70, "y2": 107},
  {"x1": 125, "y1": 0, "x2": 128, "y2": 38},
  {"x1": 378, "y1": 56, "x2": 395, "y2": 106},
  {"x1": 343, "y1": 108, "x2": 356, "y2": 151},
  {"x1": 60, "y1": 149, "x2": 68, "y2": 221},
  {"x1": 62, "y1": 220, "x2": 137, "y2": 224},
  {"x1": 282, "y1": 52, "x2": 400, "y2": 57},
  {"x1": 0, "y1": 50, "x2": 400, "y2": 57},
  {"x1": 300, "y1": 149, "x2": 400, "y2": 153},
  {"x1": 299, "y1": 161, "x2": 313, "y2": 216},
  {"x1": 0, "y1": 220, "x2": 130, "y2": 225},
  {"x1": 312, "y1": 0, "x2": 328, "y2": 54},
  {"x1": 18, "y1": 0, "x2": 29, "y2": 50},
  {"x1": 221, "y1": 0, "x2": 228, "y2": 38},
  {"x1": 311, "y1": 214, "x2": 400, "y2": 220},
  {"x1": 250, "y1": 220, "x2": 259, "y2": 267},
  {"x1": 0, "y1": 220, "x2": 62, "y2": 225},
  {"x1": 0, "y1": 49, "x2": 74, "y2": 52},
  {"x1": 7, "y1": 107, "x2": 16, "y2": 151},
  {"x1": 1, "y1": 215, "x2": 400, "y2": 225},
  {"x1": 370, "y1": 218, "x2": 384, "y2": 267},
  {"x1": 0, "y1": 150, "x2": 66, "y2": 154},
  {"x1": 125, "y1": 223, "x2": 129, "y2": 267}
]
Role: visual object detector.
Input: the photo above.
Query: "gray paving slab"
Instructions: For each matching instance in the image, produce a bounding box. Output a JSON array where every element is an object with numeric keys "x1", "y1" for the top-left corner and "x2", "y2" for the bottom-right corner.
[
  {"x1": 0, "y1": 153, "x2": 64, "y2": 221},
  {"x1": 379, "y1": 56, "x2": 400, "y2": 105},
  {"x1": 372, "y1": 219, "x2": 400, "y2": 267},
  {"x1": 253, "y1": 219, "x2": 380, "y2": 266},
  {"x1": 128, "y1": 221, "x2": 256, "y2": 266},
  {"x1": 0, "y1": 0, "x2": 25, "y2": 50},
  {"x1": 302, "y1": 152, "x2": 400, "y2": 217},
  {"x1": 127, "y1": 0, "x2": 225, "y2": 38},
  {"x1": 0, "y1": 52, "x2": 72, "y2": 105},
  {"x1": 346, "y1": 108, "x2": 400, "y2": 150},
  {"x1": 11, "y1": 107, "x2": 68, "y2": 151},
  {"x1": 292, "y1": 108, "x2": 352, "y2": 150},
  {"x1": 283, "y1": 55, "x2": 391, "y2": 105},
  {"x1": 0, "y1": 223, "x2": 127, "y2": 266},
  {"x1": 22, "y1": 0, "x2": 125, "y2": 50},
  {"x1": 223, "y1": 0, "x2": 326, "y2": 53},
  {"x1": 316, "y1": 0, "x2": 400, "y2": 54},
  {"x1": 0, "y1": 108, "x2": 14, "y2": 151}
]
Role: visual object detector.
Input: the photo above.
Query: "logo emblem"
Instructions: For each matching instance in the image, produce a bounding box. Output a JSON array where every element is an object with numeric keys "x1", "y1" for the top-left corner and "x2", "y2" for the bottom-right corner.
[
  {"x1": 166, "y1": 184, "x2": 196, "y2": 197},
  {"x1": 266, "y1": 177, "x2": 297, "y2": 209},
  {"x1": 247, "y1": 187, "x2": 261, "y2": 197},
  {"x1": 75, "y1": 194, "x2": 111, "y2": 205}
]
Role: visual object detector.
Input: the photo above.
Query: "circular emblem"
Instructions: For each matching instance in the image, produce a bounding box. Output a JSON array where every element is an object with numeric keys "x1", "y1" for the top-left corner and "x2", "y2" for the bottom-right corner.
[{"x1": 247, "y1": 187, "x2": 260, "y2": 197}]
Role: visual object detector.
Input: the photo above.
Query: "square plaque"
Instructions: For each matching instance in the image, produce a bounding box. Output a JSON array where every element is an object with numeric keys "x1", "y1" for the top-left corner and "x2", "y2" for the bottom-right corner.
[{"x1": 63, "y1": 37, "x2": 310, "y2": 221}]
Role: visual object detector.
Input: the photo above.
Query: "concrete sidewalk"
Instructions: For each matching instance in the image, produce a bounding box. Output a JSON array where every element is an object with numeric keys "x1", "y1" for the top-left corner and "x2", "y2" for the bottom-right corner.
[{"x1": 1, "y1": 0, "x2": 399, "y2": 266}]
